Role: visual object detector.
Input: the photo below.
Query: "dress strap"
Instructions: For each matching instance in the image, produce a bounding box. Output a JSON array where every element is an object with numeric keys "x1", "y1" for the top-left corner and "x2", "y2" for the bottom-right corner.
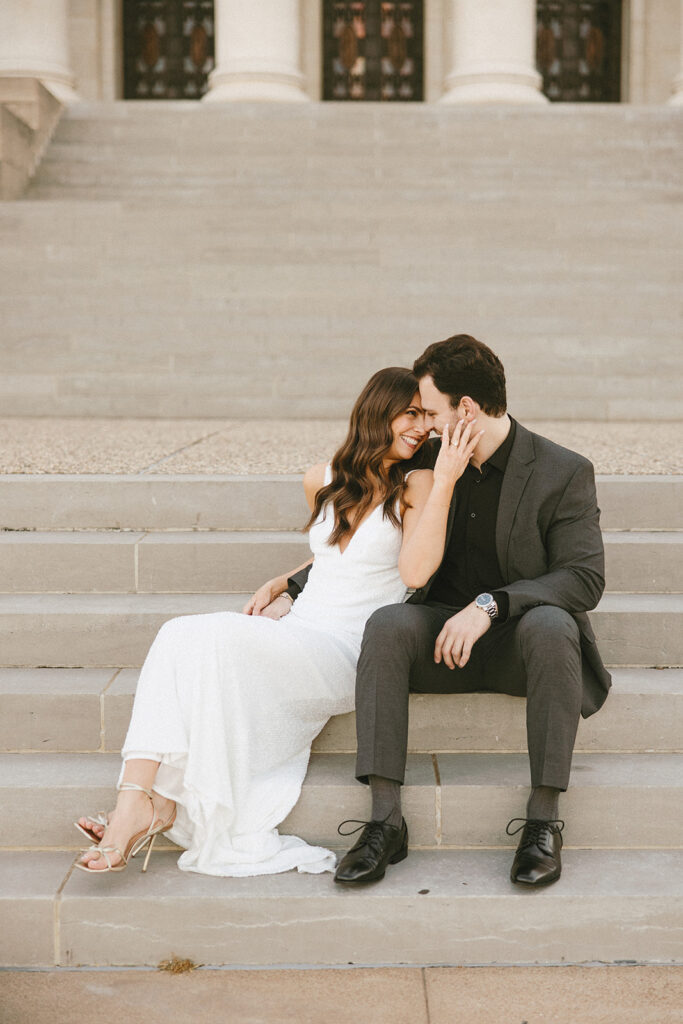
[{"x1": 324, "y1": 464, "x2": 332, "y2": 485}]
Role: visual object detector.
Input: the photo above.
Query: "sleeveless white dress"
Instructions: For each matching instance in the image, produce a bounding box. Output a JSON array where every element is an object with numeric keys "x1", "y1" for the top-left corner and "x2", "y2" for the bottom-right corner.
[{"x1": 120, "y1": 467, "x2": 409, "y2": 877}]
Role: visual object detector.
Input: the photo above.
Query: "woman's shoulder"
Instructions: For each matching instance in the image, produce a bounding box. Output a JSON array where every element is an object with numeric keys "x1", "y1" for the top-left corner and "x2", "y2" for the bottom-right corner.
[
  {"x1": 404, "y1": 468, "x2": 433, "y2": 491},
  {"x1": 303, "y1": 462, "x2": 330, "y2": 508}
]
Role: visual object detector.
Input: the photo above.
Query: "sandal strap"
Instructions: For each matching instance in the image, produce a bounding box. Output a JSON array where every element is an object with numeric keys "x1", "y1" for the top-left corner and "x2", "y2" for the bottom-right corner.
[
  {"x1": 83, "y1": 844, "x2": 126, "y2": 869},
  {"x1": 85, "y1": 812, "x2": 109, "y2": 828},
  {"x1": 117, "y1": 782, "x2": 154, "y2": 801}
]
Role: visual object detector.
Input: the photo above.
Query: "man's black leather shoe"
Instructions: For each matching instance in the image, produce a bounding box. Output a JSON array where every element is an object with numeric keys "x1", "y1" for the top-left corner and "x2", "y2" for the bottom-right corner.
[
  {"x1": 334, "y1": 817, "x2": 408, "y2": 884},
  {"x1": 507, "y1": 818, "x2": 564, "y2": 886}
]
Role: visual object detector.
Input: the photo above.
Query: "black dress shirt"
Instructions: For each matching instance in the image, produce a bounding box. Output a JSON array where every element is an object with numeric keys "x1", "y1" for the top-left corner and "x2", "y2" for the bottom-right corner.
[{"x1": 427, "y1": 418, "x2": 517, "y2": 619}]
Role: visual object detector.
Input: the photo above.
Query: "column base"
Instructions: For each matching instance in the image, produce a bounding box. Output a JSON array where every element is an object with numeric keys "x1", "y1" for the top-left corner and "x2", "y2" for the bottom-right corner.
[
  {"x1": 0, "y1": 68, "x2": 79, "y2": 104},
  {"x1": 440, "y1": 68, "x2": 547, "y2": 105},
  {"x1": 203, "y1": 71, "x2": 309, "y2": 103}
]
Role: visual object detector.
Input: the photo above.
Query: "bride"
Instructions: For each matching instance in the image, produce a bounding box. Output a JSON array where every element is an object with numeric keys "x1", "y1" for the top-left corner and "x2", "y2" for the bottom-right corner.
[{"x1": 76, "y1": 366, "x2": 479, "y2": 877}]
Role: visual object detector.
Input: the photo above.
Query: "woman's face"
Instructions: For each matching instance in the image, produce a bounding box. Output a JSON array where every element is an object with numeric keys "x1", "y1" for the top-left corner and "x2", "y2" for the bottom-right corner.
[{"x1": 386, "y1": 391, "x2": 428, "y2": 463}]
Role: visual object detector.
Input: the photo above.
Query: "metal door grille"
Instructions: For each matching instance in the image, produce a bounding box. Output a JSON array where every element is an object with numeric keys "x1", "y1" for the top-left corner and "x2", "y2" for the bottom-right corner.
[
  {"x1": 323, "y1": 1, "x2": 424, "y2": 101},
  {"x1": 123, "y1": 0, "x2": 215, "y2": 100},
  {"x1": 537, "y1": 0, "x2": 622, "y2": 101}
]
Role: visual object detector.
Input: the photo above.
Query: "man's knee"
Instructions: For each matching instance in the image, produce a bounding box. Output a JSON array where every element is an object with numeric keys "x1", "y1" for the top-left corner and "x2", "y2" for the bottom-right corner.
[
  {"x1": 362, "y1": 603, "x2": 434, "y2": 653},
  {"x1": 516, "y1": 605, "x2": 580, "y2": 653}
]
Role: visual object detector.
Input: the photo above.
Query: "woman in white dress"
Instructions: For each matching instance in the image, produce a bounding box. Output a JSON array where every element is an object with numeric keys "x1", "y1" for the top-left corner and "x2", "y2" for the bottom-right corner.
[{"x1": 76, "y1": 366, "x2": 480, "y2": 877}]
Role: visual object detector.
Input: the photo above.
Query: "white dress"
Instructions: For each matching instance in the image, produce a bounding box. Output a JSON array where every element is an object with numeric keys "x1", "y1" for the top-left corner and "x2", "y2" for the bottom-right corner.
[{"x1": 120, "y1": 468, "x2": 408, "y2": 877}]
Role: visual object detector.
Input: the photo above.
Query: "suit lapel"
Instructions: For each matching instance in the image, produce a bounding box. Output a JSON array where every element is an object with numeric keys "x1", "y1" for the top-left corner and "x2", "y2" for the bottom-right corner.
[{"x1": 495, "y1": 422, "x2": 535, "y2": 581}]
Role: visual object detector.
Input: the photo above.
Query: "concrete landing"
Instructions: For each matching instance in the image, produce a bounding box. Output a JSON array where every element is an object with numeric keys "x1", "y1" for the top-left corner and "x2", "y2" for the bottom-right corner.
[
  {"x1": 1, "y1": 965, "x2": 682, "y2": 1024},
  {"x1": 1, "y1": 418, "x2": 681, "y2": 475}
]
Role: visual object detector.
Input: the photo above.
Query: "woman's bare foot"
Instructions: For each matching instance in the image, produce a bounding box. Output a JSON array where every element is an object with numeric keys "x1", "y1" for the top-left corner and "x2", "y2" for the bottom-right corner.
[
  {"x1": 79, "y1": 790, "x2": 175, "y2": 871},
  {"x1": 76, "y1": 814, "x2": 107, "y2": 841}
]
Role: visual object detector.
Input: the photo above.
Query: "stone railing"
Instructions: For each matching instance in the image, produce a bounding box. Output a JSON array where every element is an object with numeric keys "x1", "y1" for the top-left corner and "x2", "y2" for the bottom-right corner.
[{"x1": 0, "y1": 78, "x2": 63, "y2": 200}]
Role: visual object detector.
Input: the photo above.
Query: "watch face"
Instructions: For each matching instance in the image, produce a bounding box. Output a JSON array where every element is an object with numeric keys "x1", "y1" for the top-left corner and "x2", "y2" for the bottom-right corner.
[{"x1": 477, "y1": 593, "x2": 493, "y2": 606}]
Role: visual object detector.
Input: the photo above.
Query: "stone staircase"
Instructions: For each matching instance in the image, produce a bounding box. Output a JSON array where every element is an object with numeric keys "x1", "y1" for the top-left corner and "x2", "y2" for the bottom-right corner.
[
  {"x1": 3, "y1": 102, "x2": 682, "y2": 419},
  {"x1": 1, "y1": 471, "x2": 682, "y2": 967}
]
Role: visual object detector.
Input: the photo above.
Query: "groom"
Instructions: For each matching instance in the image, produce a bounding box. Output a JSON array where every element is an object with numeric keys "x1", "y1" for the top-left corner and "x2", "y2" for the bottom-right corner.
[{"x1": 288, "y1": 334, "x2": 611, "y2": 887}]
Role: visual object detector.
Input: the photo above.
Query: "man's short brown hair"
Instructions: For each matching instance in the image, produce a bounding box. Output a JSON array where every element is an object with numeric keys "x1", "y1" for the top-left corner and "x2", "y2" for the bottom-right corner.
[{"x1": 413, "y1": 334, "x2": 507, "y2": 416}]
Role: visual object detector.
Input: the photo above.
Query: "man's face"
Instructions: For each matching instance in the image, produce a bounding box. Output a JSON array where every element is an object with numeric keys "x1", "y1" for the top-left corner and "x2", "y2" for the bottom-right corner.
[{"x1": 418, "y1": 375, "x2": 460, "y2": 435}]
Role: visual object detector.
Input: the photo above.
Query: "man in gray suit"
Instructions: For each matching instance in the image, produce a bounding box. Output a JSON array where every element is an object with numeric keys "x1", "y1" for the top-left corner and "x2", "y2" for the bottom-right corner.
[{"x1": 289, "y1": 335, "x2": 611, "y2": 887}]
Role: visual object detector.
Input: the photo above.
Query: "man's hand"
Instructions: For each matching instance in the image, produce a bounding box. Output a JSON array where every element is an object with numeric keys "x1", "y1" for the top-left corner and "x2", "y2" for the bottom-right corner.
[
  {"x1": 434, "y1": 602, "x2": 491, "y2": 669},
  {"x1": 243, "y1": 576, "x2": 288, "y2": 616}
]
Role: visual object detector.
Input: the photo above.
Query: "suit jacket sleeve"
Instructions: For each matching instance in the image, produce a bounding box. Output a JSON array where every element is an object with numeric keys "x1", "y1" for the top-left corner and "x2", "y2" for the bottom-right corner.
[
  {"x1": 498, "y1": 460, "x2": 605, "y2": 619},
  {"x1": 285, "y1": 563, "x2": 312, "y2": 601}
]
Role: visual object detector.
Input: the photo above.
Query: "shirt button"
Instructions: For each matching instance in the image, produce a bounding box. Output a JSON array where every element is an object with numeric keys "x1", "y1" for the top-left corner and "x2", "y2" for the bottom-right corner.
[{"x1": 470, "y1": 512, "x2": 476, "y2": 518}]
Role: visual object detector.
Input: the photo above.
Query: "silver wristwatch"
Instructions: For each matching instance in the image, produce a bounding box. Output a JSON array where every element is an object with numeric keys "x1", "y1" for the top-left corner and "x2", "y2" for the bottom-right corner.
[{"x1": 475, "y1": 592, "x2": 498, "y2": 621}]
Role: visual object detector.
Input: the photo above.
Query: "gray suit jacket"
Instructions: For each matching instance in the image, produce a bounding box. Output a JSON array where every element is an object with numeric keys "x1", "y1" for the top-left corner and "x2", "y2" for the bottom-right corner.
[{"x1": 288, "y1": 419, "x2": 612, "y2": 718}]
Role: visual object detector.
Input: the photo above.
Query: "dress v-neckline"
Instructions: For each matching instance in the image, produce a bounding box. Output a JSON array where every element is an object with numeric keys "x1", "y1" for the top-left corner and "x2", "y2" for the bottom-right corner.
[{"x1": 337, "y1": 502, "x2": 383, "y2": 557}]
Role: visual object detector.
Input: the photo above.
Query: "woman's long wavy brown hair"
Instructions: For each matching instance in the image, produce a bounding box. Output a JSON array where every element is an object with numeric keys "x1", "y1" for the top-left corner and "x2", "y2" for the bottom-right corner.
[{"x1": 305, "y1": 367, "x2": 431, "y2": 547}]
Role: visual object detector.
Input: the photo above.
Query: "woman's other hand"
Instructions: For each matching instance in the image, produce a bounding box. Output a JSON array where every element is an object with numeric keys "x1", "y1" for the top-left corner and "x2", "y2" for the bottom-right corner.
[
  {"x1": 243, "y1": 576, "x2": 287, "y2": 615},
  {"x1": 257, "y1": 595, "x2": 294, "y2": 620}
]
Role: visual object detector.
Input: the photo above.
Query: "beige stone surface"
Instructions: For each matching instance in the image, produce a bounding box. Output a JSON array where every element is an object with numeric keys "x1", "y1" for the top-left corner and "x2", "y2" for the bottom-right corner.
[
  {"x1": 55, "y1": 848, "x2": 683, "y2": 966},
  {"x1": 0, "y1": 419, "x2": 681, "y2": 475},
  {"x1": 0, "y1": 852, "x2": 73, "y2": 967},
  {"x1": 0, "y1": 965, "x2": 682, "y2": 1024},
  {"x1": 1, "y1": 964, "x2": 681, "y2": 1024},
  {"x1": 1, "y1": 592, "x2": 681, "y2": 669},
  {"x1": 96, "y1": 669, "x2": 682, "y2": 758},
  {"x1": 4, "y1": 749, "x2": 681, "y2": 852},
  {"x1": 424, "y1": 965, "x2": 683, "y2": 1024}
]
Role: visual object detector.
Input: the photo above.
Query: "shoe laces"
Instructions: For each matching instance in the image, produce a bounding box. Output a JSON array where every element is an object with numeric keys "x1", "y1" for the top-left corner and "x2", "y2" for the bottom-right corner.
[
  {"x1": 506, "y1": 817, "x2": 564, "y2": 850},
  {"x1": 337, "y1": 817, "x2": 397, "y2": 858}
]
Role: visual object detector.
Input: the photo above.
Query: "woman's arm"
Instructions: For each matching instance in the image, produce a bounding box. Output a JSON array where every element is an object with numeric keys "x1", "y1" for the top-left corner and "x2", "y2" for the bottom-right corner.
[
  {"x1": 398, "y1": 421, "x2": 482, "y2": 588},
  {"x1": 242, "y1": 461, "x2": 328, "y2": 617},
  {"x1": 242, "y1": 556, "x2": 314, "y2": 616}
]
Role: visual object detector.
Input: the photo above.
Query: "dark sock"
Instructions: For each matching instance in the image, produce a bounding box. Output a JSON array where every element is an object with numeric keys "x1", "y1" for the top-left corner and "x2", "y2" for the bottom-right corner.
[
  {"x1": 369, "y1": 775, "x2": 402, "y2": 828},
  {"x1": 526, "y1": 786, "x2": 561, "y2": 821}
]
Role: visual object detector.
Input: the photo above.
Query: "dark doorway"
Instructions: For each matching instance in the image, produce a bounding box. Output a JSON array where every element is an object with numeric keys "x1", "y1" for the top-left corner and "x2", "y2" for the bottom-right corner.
[
  {"x1": 537, "y1": 1, "x2": 622, "y2": 101},
  {"x1": 123, "y1": 0, "x2": 215, "y2": 100},
  {"x1": 323, "y1": 1, "x2": 424, "y2": 101}
]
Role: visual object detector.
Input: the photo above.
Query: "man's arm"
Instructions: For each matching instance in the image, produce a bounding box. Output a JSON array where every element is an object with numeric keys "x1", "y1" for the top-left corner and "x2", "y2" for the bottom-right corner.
[
  {"x1": 434, "y1": 457, "x2": 604, "y2": 671},
  {"x1": 497, "y1": 459, "x2": 605, "y2": 617},
  {"x1": 285, "y1": 562, "x2": 312, "y2": 601}
]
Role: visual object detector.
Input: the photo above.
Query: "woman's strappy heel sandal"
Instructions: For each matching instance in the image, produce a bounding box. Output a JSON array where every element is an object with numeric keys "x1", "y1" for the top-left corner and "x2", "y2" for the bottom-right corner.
[{"x1": 75, "y1": 782, "x2": 176, "y2": 875}]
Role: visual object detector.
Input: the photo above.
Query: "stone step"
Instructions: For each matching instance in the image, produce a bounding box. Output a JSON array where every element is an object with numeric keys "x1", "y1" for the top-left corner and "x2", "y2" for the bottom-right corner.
[
  {"x1": 2, "y1": 475, "x2": 681, "y2": 531},
  {"x1": 2, "y1": 668, "x2": 680, "y2": 756},
  {"x1": 0, "y1": 530, "x2": 307, "y2": 594},
  {"x1": 35, "y1": 102, "x2": 683, "y2": 148},
  {"x1": 0, "y1": 593, "x2": 681, "y2": 669},
  {"x1": 7, "y1": 105, "x2": 680, "y2": 419},
  {"x1": 0, "y1": 529, "x2": 679, "y2": 595},
  {"x1": 2, "y1": 592, "x2": 682, "y2": 669},
  {"x1": 2, "y1": 751, "x2": 681, "y2": 852},
  {"x1": 3, "y1": 848, "x2": 682, "y2": 967},
  {"x1": 3, "y1": 376, "x2": 681, "y2": 420}
]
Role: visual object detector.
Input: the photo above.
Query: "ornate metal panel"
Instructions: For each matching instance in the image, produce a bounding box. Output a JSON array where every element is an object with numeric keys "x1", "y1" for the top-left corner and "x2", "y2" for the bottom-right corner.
[
  {"x1": 123, "y1": 0, "x2": 215, "y2": 100},
  {"x1": 536, "y1": 1, "x2": 622, "y2": 102},
  {"x1": 323, "y1": 1, "x2": 424, "y2": 101}
]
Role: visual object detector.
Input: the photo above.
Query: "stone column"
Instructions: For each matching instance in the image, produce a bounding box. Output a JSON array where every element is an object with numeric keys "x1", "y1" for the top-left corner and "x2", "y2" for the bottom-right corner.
[
  {"x1": 440, "y1": 0, "x2": 546, "y2": 104},
  {"x1": 205, "y1": 0, "x2": 309, "y2": 102},
  {"x1": 669, "y1": 0, "x2": 683, "y2": 103},
  {"x1": 0, "y1": 0, "x2": 78, "y2": 102}
]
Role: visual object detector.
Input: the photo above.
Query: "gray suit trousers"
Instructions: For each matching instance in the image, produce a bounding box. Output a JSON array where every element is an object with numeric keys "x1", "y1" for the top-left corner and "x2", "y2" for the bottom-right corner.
[{"x1": 355, "y1": 601, "x2": 583, "y2": 791}]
